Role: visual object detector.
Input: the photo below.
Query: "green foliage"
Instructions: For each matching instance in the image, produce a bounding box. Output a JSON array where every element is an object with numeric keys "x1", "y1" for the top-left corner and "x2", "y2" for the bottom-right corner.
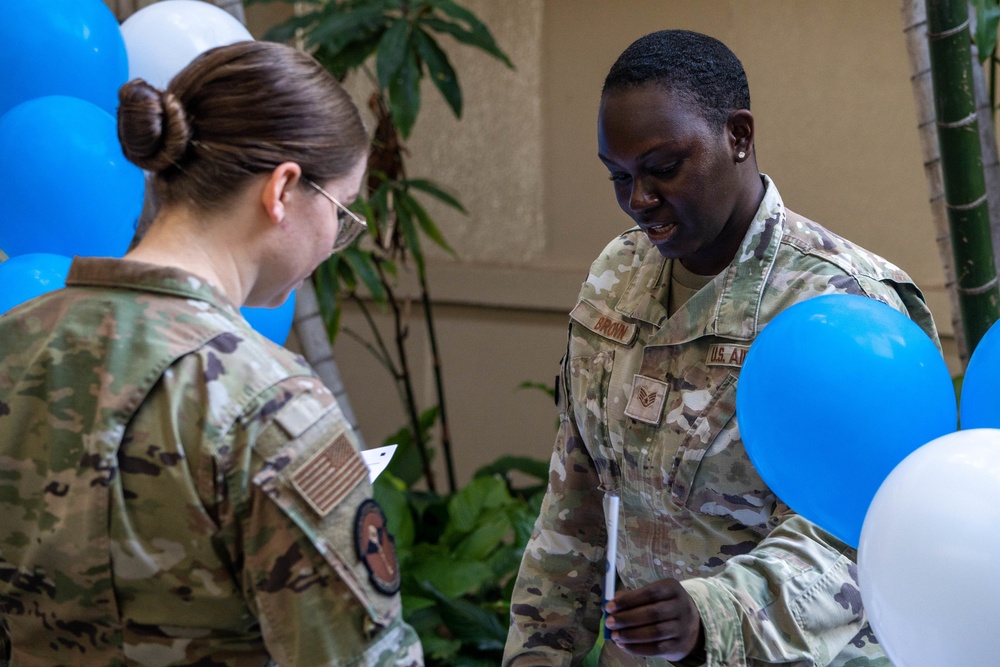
[
  {"x1": 973, "y1": 0, "x2": 1000, "y2": 120},
  {"x1": 251, "y1": 1, "x2": 530, "y2": 659},
  {"x1": 260, "y1": 0, "x2": 512, "y2": 137},
  {"x1": 974, "y1": 0, "x2": 1000, "y2": 63},
  {"x1": 256, "y1": 0, "x2": 514, "y2": 498},
  {"x1": 373, "y1": 446, "x2": 546, "y2": 666}
]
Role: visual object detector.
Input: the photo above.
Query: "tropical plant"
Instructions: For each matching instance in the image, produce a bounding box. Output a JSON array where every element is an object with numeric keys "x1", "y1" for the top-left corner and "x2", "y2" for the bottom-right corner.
[
  {"x1": 245, "y1": 1, "x2": 550, "y2": 661},
  {"x1": 247, "y1": 0, "x2": 514, "y2": 495},
  {"x1": 374, "y1": 450, "x2": 548, "y2": 665}
]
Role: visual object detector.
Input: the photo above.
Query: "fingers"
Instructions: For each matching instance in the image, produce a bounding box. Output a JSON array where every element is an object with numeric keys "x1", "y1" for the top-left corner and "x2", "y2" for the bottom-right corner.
[
  {"x1": 604, "y1": 579, "x2": 703, "y2": 661},
  {"x1": 606, "y1": 578, "x2": 687, "y2": 615}
]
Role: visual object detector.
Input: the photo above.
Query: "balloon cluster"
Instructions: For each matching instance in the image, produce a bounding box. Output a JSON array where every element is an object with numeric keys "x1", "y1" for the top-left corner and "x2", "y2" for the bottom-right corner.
[
  {"x1": 0, "y1": 0, "x2": 293, "y2": 344},
  {"x1": 737, "y1": 293, "x2": 1000, "y2": 665}
]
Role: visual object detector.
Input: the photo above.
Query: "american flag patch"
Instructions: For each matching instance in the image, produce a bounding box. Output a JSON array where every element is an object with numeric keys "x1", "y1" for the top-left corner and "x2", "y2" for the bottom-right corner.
[{"x1": 290, "y1": 434, "x2": 367, "y2": 518}]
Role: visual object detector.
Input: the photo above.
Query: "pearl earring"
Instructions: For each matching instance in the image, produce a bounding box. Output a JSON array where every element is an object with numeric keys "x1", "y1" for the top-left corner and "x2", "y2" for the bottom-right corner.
[{"x1": 738, "y1": 151, "x2": 746, "y2": 160}]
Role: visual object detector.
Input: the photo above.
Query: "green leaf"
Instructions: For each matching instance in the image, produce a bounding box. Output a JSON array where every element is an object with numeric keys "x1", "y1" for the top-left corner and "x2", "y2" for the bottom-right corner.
[
  {"x1": 400, "y1": 593, "x2": 436, "y2": 614},
  {"x1": 419, "y1": 404, "x2": 441, "y2": 431},
  {"x1": 453, "y1": 508, "x2": 511, "y2": 561},
  {"x1": 517, "y1": 380, "x2": 556, "y2": 399},
  {"x1": 342, "y1": 245, "x2": 387, "y2": 304},
  {"x1": 421, "y1": 634, "x2": 463, "y2": 663},
  {"x1": 418, "y1": 16, "x2": 513, "y2": 69},
  {"x1": 509, "y1": 503, "x2": 540, "y2": 547},
  {"x1": 581, "y1": 629, "x2": 605, "y2": 667},
  {"x1": 974, "y1": 1, "x2": 1000, "y2": 56},
  {"x1": 400, "y1": 192, "x2": 456, "y2": 256},
  {"x1": 404, "y1": 178, "x2": 467, "y2": 213},
  {"x1": 403, "y1": 604, "x2": 462, "y2": 660},
  {"x1": 306, "y1": 6, "x2": 387, "y2": 48},
  {"x1": 373, "y1": 474, "x2": 415, "y2": 549},
  {"x1": 425, "y1": 0, "x2": 513, "y2": 68},
  {"x1": 413, "y1": 27, "x2": 462, "y2": 117},
  {"x1": 394, "y1": 192, "x2": 426, "y2": 275},
  {"x1": 311, "y1": 262, "x2": 344, "y2": 341},
  {"x1": 384, "y1": 427, "x2": 432, "y2": 487},
  {"x1": 485, "y1": 542, "x2": 524, "y2": 580},
  {"x1": 388, "y1": 47, "x2": 422, "y2": 138},
  {"x1": 447, "y1": 475, "x2": 513, "y2": 533},
  {"x1": 262, "y1": 13, "x2": 318, "y2": 44},
  {"x1": 368, "y1": 181, "x2": 393, "y2": 235},
  {"x1": 473, "y1": 455, "x2": 550, "y2": 483},
  {"x1": 376, "y1": 18, "x2": 412, "y2": 90},
  {"x1": 419, "y1": 581, "x2": 508, "y2": 650},
  {"x1": 335, "y1": 253, "x2": 358, "y2": 292},
  {"x1": 975, "y1": 0, "x2": 1000, "y2": 63},
  {"x1": 407, "y1": 550, "x2": 494, "y2": 597},
  {"x1": 315, "y1": 33, "x2": 382, "y2": 80}
]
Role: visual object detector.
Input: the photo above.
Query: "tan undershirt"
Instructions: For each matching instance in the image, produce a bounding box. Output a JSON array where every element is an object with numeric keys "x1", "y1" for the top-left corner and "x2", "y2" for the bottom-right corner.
[{"x1": 668, "y1": 259, "x2": 716, "y2": 316}]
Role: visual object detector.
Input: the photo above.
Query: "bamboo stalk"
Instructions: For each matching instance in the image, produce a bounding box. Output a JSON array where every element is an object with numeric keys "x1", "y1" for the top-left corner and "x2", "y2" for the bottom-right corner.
[
  {"x1": 926, "y1": 0, "x2": 1000, "y2": 352},
  {"x1": 901, "y1": 0, "x2": 968, "y2": 362}
]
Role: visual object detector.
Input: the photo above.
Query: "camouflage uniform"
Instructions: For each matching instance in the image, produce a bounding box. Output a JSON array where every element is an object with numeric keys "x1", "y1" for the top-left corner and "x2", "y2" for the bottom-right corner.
[
  {"x1": 0, "y1": 258, "x2": 424, "y2": 666},
  {"x1": 504, "y1": 177, "x2": 936, "y2": 667}
]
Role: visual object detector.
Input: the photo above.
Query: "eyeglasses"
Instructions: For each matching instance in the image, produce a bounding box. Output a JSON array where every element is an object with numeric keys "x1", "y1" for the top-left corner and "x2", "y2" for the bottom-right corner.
[{"x1": 304, "y1": 178, "x2": 368, "y2": 253}]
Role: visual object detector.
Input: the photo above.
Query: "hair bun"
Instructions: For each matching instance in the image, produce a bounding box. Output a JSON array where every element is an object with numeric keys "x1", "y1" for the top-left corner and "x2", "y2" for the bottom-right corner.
[{"x1": 117, "y1": 79, "x2": 192, "y2": 172}]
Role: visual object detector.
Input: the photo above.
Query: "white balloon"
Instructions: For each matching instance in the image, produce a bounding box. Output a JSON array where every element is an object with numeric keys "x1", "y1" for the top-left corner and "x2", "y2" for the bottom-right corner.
[
  {"x1": 858, "y1": 428, "x2": 1000, "y2": 666},
  {"x1": 120, "y1": 0, "x2": 253, "y2": 90}
]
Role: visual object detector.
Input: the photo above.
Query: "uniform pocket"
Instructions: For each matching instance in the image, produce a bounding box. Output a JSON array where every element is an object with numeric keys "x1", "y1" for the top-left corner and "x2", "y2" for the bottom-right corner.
[
  {"x1": 668, "y1": 374, "x2": 774, "y2": 530},
  {"x1": 568, "y1": 350, "x2": 619, "y2": 489}
]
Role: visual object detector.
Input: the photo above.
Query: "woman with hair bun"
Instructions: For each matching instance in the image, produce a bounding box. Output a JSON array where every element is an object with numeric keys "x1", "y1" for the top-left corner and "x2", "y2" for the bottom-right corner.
[{"x1": 0, "y1": 40, "x2": 423, "y2": 666}]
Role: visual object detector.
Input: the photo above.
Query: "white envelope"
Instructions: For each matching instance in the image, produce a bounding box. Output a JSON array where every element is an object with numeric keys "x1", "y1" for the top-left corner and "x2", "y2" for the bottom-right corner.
[{"x1": 361, "y1": 444, "x2": 398, "y2": 482}]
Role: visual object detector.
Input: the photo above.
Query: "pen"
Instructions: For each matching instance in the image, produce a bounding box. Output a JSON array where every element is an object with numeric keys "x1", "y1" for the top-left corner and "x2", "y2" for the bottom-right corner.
[{"x1": 603, "y1": 492, "x2": 620, "y2": 639}]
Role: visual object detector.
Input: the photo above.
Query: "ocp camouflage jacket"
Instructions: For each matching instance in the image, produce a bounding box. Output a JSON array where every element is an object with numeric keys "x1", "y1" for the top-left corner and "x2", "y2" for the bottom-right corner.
[{"x1": 504, "y1": 177, "x2": 936, "y2": 667}]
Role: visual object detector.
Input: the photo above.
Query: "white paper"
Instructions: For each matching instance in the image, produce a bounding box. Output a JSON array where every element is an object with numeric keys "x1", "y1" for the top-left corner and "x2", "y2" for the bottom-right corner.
[{"x1": 361, "y1": 445, "x2": 397, "y2": 482}]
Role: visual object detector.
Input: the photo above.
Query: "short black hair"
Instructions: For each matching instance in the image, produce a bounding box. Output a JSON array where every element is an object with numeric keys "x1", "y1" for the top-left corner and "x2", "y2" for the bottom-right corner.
[{"x1": 602, "y1": 30, "x2": 751, "y2": 128}]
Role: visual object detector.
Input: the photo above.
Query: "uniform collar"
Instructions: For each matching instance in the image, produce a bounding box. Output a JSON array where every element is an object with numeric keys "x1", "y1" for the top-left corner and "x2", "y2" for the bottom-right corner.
[
  {"x1": 65, "y1": 256, "x2": 242, "y2": 318},
  {"x1": 614, "y1": 174, "x2": 785, "y2": 344}
]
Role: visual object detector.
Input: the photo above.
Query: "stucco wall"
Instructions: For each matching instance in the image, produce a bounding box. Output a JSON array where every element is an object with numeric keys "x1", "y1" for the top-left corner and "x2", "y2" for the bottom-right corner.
[{"x1": 251, "y1": 1, "x2": 957, "y2": 484}]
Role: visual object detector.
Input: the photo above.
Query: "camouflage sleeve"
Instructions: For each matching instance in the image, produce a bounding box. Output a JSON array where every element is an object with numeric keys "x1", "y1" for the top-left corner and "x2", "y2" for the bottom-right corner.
[
  {"x1": 503, "y1": 358, "x2": 608, "y2": 667},
  {"x1": 861, "y1": 276, "x2": 941, "y2": 350},
  {"x1": 236, "y1": 380, "x2": 424, "y2": 667},
  {"x1": 680, "y1": 507, "x2": 867, "y2": 666}
]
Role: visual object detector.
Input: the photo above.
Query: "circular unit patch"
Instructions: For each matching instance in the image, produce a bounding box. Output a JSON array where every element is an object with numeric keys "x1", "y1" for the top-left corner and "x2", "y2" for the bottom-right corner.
[{"x1": 354, "y1": 499, "x2": 401, "y2": 595}]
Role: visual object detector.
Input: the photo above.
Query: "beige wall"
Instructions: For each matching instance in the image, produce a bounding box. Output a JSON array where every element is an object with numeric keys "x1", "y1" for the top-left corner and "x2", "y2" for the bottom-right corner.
[{"x1": 255, "y1": 1, "x2": 956, "y2": 485}]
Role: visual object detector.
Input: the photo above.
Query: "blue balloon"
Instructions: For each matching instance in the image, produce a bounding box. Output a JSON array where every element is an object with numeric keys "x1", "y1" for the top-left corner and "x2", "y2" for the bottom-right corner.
[
  {"x1": 0, "y1": 0, "x2": 128, "y2": 117},
  {"x1": 242, "y1": 291, "x2": 297, "y2": 345},
  {"x1": 0, "y1": 253, "x2": 72, "y2": 315},
  {"x1": 960, "y1": 319, "x2": 1000, "y2": 429},
  {"x1": 0, "y1": 96, "x2": 145, "y2": 258},
  {"x1": 736, "y1": 293, "x2": 957, "y2": 547}
]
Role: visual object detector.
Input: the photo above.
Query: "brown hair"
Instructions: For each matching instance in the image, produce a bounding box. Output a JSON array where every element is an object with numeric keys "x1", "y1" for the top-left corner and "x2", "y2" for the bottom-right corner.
[{"x1": 117, "y1": 40, "x2": 368, "y2": 211}]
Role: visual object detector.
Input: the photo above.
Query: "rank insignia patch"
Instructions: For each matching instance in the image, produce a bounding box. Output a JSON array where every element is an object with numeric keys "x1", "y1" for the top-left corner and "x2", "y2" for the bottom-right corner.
[
  {"x1": 624, "y1": 374, "x2": 668, "y2": 425},
  {"x1": 354, "y1": 499, "x2": 401, "y2": 595}
]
